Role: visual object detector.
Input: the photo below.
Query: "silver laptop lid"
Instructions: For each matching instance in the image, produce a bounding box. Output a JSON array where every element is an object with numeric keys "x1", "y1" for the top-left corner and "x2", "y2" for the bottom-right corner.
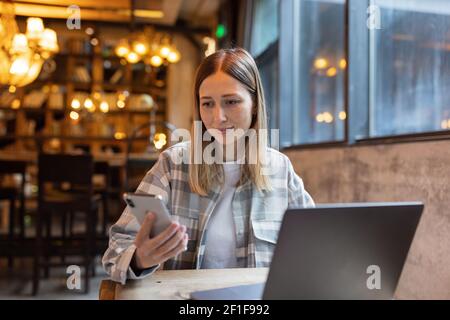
[{"x1": 263, "y1": 202, "x2": 424, "y2": 300}]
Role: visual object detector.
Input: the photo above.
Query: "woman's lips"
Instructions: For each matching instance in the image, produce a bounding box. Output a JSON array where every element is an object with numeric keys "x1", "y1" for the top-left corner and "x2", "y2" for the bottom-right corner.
[{"x1": 216, "y1": 127, "x2": 234, "y2": 134}]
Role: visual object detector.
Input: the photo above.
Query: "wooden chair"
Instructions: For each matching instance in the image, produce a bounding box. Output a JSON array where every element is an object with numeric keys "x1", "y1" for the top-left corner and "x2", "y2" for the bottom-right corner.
[
  {"x1": 0, "y1": 160, "x2": 27, "y2": 268},
  {"x1": 33, "y1": 153, "x2": 99, "y2": 295},
  {"x1": 93, "y1": 161, "x2": 111, "y2": 237}
]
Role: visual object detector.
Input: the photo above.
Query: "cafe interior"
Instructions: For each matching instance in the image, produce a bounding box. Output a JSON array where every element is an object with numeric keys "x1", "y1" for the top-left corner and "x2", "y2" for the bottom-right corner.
[{"x1": 0, "y1": 0, "x2": 449, "y2": 299}]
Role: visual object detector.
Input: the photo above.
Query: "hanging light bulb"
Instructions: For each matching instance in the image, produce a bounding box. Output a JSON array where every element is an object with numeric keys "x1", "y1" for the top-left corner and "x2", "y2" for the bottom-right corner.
[
  {"x1": 11, "y1": 99, "x2": 21, "y2": 109},
  {"x1": 167, "y1": 49, "x2": 180, "y2": 63},
  {"x1": 117, "y1": 100, "x2": 125, "y2": 109},
  {"x1": 153, "y1": 132, "x2": 167, "y2": 149},
  {"x1": 126, "y1": 51, "x2": 140, "y2": 64},
  {"x1": 26, "y1": 17, "x2": 44, "y2": 40},
  {"x1": 115, "y1": 40, "x2": 130, "y2": 57},
  {"x1": 9, "y1": 56, "x2": 30, "y2": 76},
  {"x1": 11, "y1": 34, "x2": 29, "y2": 54},
  {"x1": 159, "y1": 46, "x2": 170, "y2": 58},
  {"x1": 150, "y1": 55, "x2": 163, "y2": 67},
  {"x1": 84, "y1": 98, "x2": 94, "y2": 110},
  {"x1": 114, "y1": 132, "x2": 126, "y2": 140},
  {"x1": 71, "y1": 98, "x2": 81, "y2": 109},
  {"x1": 132, "y1": 40, "x2": 148, "y2": 56},
  {"x1": 100, "y1": 101, "x2": 109, "y2": 113},
  {"x1": 39, "y1": 29, "x2": 59, "y2": 53},
  {"x1": 70, "y1": 111, "x2": 79, "y2": 120},
  {"x1": 314, "y1": 58, "x2": 328, "y2": 70},
  {"x1": 326, "y1": 67, "x2": 337, "y2": 77},
  {"x1": 0, "y1": 3, "x2": 59, "y2": 88}
]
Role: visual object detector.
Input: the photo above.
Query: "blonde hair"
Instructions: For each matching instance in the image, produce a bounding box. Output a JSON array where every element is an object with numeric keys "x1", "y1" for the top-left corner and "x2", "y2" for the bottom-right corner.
[{"x1": 189, "y1": 47, "x2": 272, "y2": 196}]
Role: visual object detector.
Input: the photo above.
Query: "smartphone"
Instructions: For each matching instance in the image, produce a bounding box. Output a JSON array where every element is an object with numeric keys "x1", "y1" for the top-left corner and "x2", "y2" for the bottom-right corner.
[{"x1": 123, "y1": 192, "x2": 173, "y2": 238}]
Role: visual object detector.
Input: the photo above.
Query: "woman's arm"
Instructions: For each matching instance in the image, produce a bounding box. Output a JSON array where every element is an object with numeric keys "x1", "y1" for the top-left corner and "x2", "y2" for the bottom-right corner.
[{"x1": 102, "y1": 152, "x2": 172, "y2": 284}]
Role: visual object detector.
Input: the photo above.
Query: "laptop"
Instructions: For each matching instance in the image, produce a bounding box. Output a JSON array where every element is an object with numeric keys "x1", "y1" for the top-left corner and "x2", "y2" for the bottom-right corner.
[{"x1": 190, "y1": 202, "x2": 424, "y2": 300}]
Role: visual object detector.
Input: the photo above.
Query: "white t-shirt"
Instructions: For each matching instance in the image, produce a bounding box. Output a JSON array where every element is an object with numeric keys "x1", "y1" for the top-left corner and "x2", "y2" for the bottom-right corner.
[{"x1": 201, "y1": 162, "x2": 242, "y2": 269}]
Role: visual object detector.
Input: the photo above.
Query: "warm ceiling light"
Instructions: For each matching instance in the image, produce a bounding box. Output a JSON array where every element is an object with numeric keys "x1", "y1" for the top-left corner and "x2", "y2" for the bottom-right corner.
[
  {"x1": 339, "y1": 58, "x2": 347, "y2": 69},
  {"x1": 314, "y1": 58, "x2": 328, "y2": 70},
  {"x1": 0, "y1": 3, "x2": 58, "y2": 87},
  {"x1": 69, "y1": 111, "x2": 79, "y2": 120},
  {"x1": 11, "y1": 34, "x2": 29, "y2": 54},
  {"x1": 85, "y1": 27, "x2": 94, "y2": 35},
  {"x1": 8, "y1": 85, "x2": 16, "y2": 93},
  {"x1": 133, "y1": 41, "x2": 148, "y2": 56},
  {"x1": 167, "y1": 50, "x2": 180, "y2": 63},
  {"x1": 316, "y1": 113, "x2": 324, "y2": 123},
  {"x1": 90, "y1": 38, "x2": 99, "y2": 46},
  {"x1": 326, "y1": 67, "x2": 337, "y2": 77},
  {"x1": 93, "y1": 92, "x2": 101, "y2": 100},
  {"x1": 11, "y1": 99, "x2": 21, "y2": 109},
  {"x1": 115, "y1": 40, "x2": 130, "y2": 57},
  {"x1": 114, "y1": 132, "x2": 126, "y2": 140},
  {"x1": 159, "y1": 45, "x2": 171, "y2": 59},
  {"x1": 71, "y1": 98, "x2": 81, "y2": 109},
  {"x1": 125, "y1": 51, "x2": 140, "y2": 64},
  {"x1": 84, "y1": 98, "x2": 93, "y2": 109},
  {"x1": 133, "y1": 10, "x2": 164, "y2": 19},
  {"x1": 114, "y1": 27, "x2": 180, "y2": 66},
  {"x1": 339, "y1": 111, "x2": 347, "y2": 120},
  {"x1": 100, "y1": 101, "x2": 109, "y2": 113},
  {"x1": 118, "y1": 92, "x2": 128, "y2": 101},
  {"x1": 117, "y1": 100, "x2": 125, "y2": 109},
  {"x1": 323, "y1": 112, "x2": 334, "y2": 123},
  {"x1": 153, "y1": 132, "x2": 167, "y2": 150},
  {"x1": 150, "y1": 55, "x2": 163, "y2": 67},
  {"x1": 26, "y1": 17, "x2": 44, "y2": 40},
  {"x1": 9, "y1": 56, "x2": 30, "y2": 76},
  {"x1": 39, "y1": 29, "x2": 59, "y2": 52}
]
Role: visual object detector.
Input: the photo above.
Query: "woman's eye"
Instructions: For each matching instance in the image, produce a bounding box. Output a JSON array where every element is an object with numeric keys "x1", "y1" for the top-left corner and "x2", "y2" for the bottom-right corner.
[
  {"x1": 225, "y1": 100, "x2": 240, "y2": 106},
  {"x1": 202, "y1": 101, "x2": 213, "y2": 107}
]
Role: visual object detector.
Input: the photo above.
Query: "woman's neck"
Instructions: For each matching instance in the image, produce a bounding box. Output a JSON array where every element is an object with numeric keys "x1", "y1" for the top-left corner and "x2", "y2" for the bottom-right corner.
[{"x1": 215, "y1": 141, "x2": 244, "y2": 163}]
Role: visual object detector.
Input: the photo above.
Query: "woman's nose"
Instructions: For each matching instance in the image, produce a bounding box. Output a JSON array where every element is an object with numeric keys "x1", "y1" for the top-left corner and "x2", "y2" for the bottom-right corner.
[{"x1": 213, "y1": 106, "x2": 227, "y2": 123}]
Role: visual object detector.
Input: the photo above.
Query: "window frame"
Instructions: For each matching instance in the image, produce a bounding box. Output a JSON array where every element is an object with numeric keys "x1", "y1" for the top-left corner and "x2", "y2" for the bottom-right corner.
[{"x1": 275, "y1": 0, "x2": 450, "y2": 151}]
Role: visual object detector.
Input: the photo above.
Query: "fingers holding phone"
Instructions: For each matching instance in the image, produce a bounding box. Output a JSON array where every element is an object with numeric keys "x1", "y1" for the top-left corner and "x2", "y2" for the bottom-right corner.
[{"x1": 134, "y1": 212, "x2": 188, "y2": 270}]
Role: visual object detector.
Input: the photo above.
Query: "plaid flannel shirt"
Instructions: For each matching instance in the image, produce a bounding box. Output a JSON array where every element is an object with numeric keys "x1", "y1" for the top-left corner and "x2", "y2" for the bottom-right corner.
[{"x1": 102, "y1": 142, "x2": 315, "y2": 284}]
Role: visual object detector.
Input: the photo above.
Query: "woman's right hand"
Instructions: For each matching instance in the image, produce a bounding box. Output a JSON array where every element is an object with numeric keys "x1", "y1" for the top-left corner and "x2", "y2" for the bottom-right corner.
[{"x1": 133, "y1": 212, "x2": 188, "y2": 270}]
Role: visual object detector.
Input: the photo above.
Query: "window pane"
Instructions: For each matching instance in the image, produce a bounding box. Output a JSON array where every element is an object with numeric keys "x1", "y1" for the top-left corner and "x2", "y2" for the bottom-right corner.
[
  {"x1": 258, "y1": 51, "x2": 279, "y2": 130},
  {"x1": 251, "y1": 0, "x2": 279, "y2": 57},
  {"x1": 296, "y1": 0, "x2": 346, "y2": 144},
  {"x1": 370, "y1": 0, "x2": 450, "y2": 136}
]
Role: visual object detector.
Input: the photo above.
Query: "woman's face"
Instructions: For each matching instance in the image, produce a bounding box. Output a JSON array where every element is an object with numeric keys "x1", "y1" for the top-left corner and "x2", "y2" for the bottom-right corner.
[{"x1": 199, "y1": 71, "x2": 254, "y2": 145}]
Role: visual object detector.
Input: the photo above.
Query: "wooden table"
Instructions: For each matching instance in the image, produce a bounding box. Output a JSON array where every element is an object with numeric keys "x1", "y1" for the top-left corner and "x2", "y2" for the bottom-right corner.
[{"x1": 99, "y1": 268, "x2": 269, "y2": 300}]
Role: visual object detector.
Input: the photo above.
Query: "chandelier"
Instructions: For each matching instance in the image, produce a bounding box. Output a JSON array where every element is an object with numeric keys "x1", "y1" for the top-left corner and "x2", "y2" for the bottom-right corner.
[
  {"x1": 0, "y1": 1, "x2": 59, "y2": 88},
  {"x1": 114, "y1": 27, "x2": 181, "y2": 67}
]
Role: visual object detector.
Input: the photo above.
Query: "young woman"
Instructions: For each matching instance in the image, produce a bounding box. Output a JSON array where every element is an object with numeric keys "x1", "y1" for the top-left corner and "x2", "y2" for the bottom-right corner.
[{"x1": 103, "y1": 47, "x2": 314, "y2": 284}]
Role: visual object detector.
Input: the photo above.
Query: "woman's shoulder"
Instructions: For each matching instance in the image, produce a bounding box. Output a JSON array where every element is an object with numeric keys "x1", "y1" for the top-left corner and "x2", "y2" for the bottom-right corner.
[
  {"x1": 157, "y1": 141, "x2": 191, "y2": 168},
  {"x1": 266, "y1": 147, "x2": 290, "y2": 166},
  {"x1": 161, "y1": 141, "x2": 190, "y2": 156}
]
